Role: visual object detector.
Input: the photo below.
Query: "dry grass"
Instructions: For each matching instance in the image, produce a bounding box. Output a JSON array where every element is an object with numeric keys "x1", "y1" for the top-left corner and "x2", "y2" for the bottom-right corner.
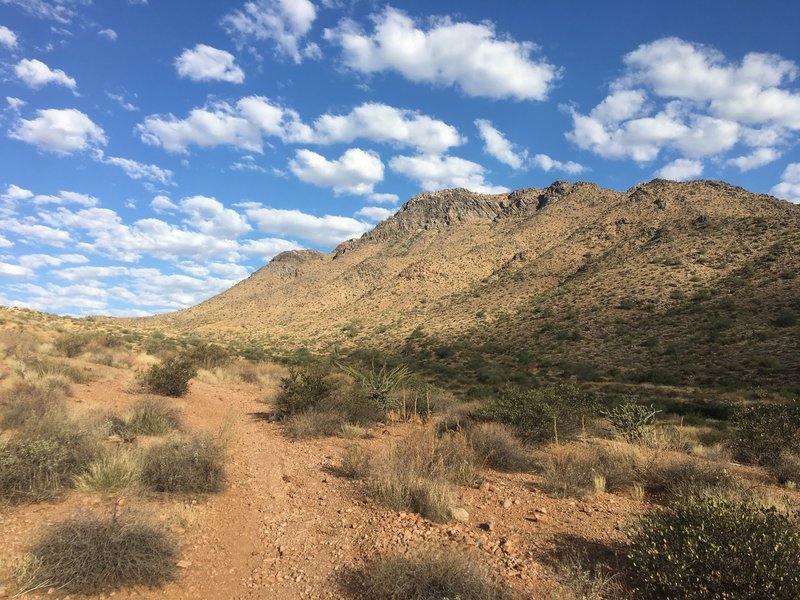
[
  {"x1": 643, "y1": 455, "x2": 740, "y2": 500},
  {"x1": 539, "y1": 441, "x2": 643, "y2": 497},
  {"x1": 75, "y1": 449, "x2": 140, "y2": 493},
  {"x1": 284, "y1": 411, "x2": 346, "y2": 439},
  {"x1": 360, "y1": 550, "x2": 509, "y2": 600},
  {"x1": 123, "y1": 398, "x2": 182, "y2": 436},
  {"x1": 18, "y1": 517, "x2": 177, "y2": 595},
  {"x1": 340, "y1": 423, "x2": 368, "y2": 439},
  {"x1": 0, "y1": 378, "x2": 68, "y2": 430},
  {"x1": 140, "y1": 434, "x2": 226, "y2": 493},
  {"x1": 468, "y1": 422, "x2": 531, "y2": 472},
  {"x1": 341, "y1": 444, "x2": 371, "y2": 479}
]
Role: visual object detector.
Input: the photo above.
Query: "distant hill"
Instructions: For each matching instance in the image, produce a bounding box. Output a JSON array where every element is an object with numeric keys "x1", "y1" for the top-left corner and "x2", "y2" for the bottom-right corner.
[{"x1": 142, "y1": 180, "x2": 800, "y2": 392}]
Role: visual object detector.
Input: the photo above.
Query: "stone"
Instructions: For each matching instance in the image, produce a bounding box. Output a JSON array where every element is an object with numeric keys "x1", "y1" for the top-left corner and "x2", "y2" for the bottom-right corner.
[
  {"x1": 451, "y1": 508, "x2": 469, "y2": 522},
  {"x1": 176, "y1": 560, "x2": 193, "y2": 568},
  {"x1": 502, "y1": 499, "x2": 512, "y2": 509},
  {"x1": 479, "y1": 522, "x2": 495, "y2": 532}
]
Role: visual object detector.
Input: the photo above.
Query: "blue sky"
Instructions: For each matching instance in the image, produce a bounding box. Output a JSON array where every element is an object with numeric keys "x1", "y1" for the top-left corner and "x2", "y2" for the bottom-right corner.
[{"x1": 0, "y1": 0, "x2": 799, "y2": 316}]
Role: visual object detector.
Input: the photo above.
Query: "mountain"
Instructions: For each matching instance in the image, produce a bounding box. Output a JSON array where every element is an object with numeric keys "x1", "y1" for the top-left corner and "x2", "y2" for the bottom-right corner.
[{"x1": 142, "y1": 180, "x2": 800, "y2": 392}]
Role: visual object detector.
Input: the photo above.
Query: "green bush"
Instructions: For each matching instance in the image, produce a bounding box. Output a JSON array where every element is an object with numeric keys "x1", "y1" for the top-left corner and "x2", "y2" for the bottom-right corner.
[
  {"x1": 730, "y1": 403, "x2": 800, "y2": 465},
  {"x1": 181, "y1": 343, "x2": 230, "y2": 370},
  {"x1": 274, "y1": 367, "x2": 335, "y2": 415},
  {"x1": 475, "y1": 384, "x2": 594, "y2": 443},
  {"x1": 140, "y1": 434, "x2": 226, "y2": 493},
  {"x1": 139, "y1": 357, "x2": 197, "y2": 397},
  {"x1": 361, "y1": 551, "x2": 509, "y2": 600},
  {"x1": 628, "y1": 494, "x2": 800, "y2": 599},
  {"x1": 21, "y1": 518, "x2": 176, "y2": 595}
]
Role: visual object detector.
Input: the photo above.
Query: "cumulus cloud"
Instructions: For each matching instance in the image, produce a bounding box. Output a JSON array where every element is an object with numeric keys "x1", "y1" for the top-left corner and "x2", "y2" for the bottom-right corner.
[
  {"x1": 475, "y1": 119, "x2": 527, "y2": 169},
  {"x1": 289, "y1": 148, "x2": 384, "y2": 195},
  {"x1": 531, "y1": 153, "x2": 586, "y2": 175},
  {"x1": 98, "y1": 28, "x2": 117, "y2": 41},
  {"x1": 0, "y1": 25, "x2": 17, "y2": 47},
  {"x1": 0, "y1": 218, "x2": 72, "y2": 246},
  {"x1": 10, "y1": 108, "x2": 106, "y2": 154},
  {"x1": 18, "y1": 253, "x2": 88, "y2": 269},
  {"x1": 175, "y1": 44, "x2": 245, "y2": 83},
  {"x1": 655, "y1": 158, "x2": 703, "y2": 181},
  {"x1": 369, "y1": 192, "x2": 399, "y2": 204},
  {"x1": 567, "y1": 38, "x2": 800, "y2": 169},
  {"x1": 2, "y1": 184, "x2": 33, "y2": 202},
  {"x1": 94, "y1": 151, "x2": 174, "y2": 184},
  {"x1": 726, "y1": 147, "x2": 781, "y2": 172},
  {"x1": 771, "y1": 162, "x2": 800, "y2": 203},
  {"x1": 0, "y1": 261, "x2": 32, "y2": 277},
  {"x1": 15, "y1": 58, "x2": 77, "y2": 90},
  {"x1": 179, "y1": 195, "x2": 252, "y2": 237},
  {"x1": 298, "y1": 103, "x2": 463, "y2": 153},
  {"x1": 389, "y1": 154, "x2": 509, "y2": 194},
  {"x1": 33, "y1": 190, "x2": 98, "y2": 206},
  {"x1": 231, "y1": 155, "x2": 266, "y2": 172},
  {"x1": 245, "y1": 205, "x2": 371, "y2": 246},
  {"x1": 325, "y1": 7, "x2": 560, "y2": 101},
  {"x1": 150, "y1": 195, "x2": 178, "y2": 213},
  {"x1": 238, "y1": 237, "x2": 301, "y2": 261},
  {"x1": 222, "y1": 0, "x2": 317, "y2": 63},
  {"x1": 355, "y1": 206, "x2": 395, "y2": 222}
]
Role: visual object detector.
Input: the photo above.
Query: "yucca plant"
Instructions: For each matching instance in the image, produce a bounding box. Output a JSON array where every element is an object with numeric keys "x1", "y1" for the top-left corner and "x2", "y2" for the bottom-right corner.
[{"x1": 339, "y1": 360, "x2": 411, "y2": 411}]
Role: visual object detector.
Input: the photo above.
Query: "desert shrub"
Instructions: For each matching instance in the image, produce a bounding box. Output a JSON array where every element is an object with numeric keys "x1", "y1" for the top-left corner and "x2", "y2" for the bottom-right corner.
[
  {"x1": 366, "y1": 428, "x2": 479, "y2": 521},
  {"x1": 25, "y1": 356, "x2": 90, "y2": 384},
  {"x1": 0, "y1": 379, "x2": 68, "y2": 429},
  {"x1": 181, "y1": 343, "x2": 230, "y2": 370},
  {"x1": 771, "y1": 451, "x2": 800, "y2": 487},
  {"x1": 123, "y1": 398, "x2": 182, "y2": 435},
  {"x1": 274, "y1": 366, "x2": 335, "y2": 415},
  {"x1": 75, "y1": 449, "x2": 140, "y2": 492},
  {"x1": 284, "y1": 411, "x2": 345, "y2": 439},
  {"x1": 141, "y1": 434, "x2": 226, "y2": 493},
  {"x1": 341, "y1": 444, "x2": 371, "y2": 479},
  {"x1": 55, "y1": 332, "x2": 89, "y2": 357},
  {"x1": 540, "y1": 441, "x2": 642, "y2": 497},
  {"x1": 730, "y1": 403, "x2": 800, "y2": 465},
  {"x1": 644, "y1": 457, "x2": 739, "y2": 501},
  {"x1": 361, "y1": 550, "x2": 509, "y2": 600},
  {"x1": 20, "y1": 517, "x2": 177, "y2": 595},
  {"x1": 468, "y1": 422, "x2": 531, "y2": 472},
  {"x1": 138, "y1": 357, "x2": 197, "y2": 397},
  {"x1": 340, "y1": 423, "x2": 367, "y2": 439},
  {"x1": 0, "y1": 425, "x2": 98, "y2": 503},
  {"x1": 628, "y1": 493, "x2": 800, "y2": 599},
  {"x1": 601, "y1": 400, "x2": 660, "y2": 442},
  {"x1": 551, "y1": 550, "x2": 623, "y2": 600},
  {"x1": 475, "y1": 383, "x2": 595, "y2": 443}
]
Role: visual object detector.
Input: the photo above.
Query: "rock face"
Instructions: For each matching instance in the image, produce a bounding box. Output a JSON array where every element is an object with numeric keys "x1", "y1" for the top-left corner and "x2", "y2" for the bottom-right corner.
[{"x1": 139, "y1": 179, "x2": 800, "y2": 389}]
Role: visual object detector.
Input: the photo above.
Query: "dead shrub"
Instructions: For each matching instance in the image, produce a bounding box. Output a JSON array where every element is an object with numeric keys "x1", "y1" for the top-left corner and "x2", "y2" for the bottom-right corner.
[
  {"x1": 644, "y1": 456, "x2": 739, "y2": 500},
  {"x1": 284, "y1": 411, "x2": 345, "y2": 439},
  {"x1": 19, "y1": 517, "x2": 177, "y2": 595},
  {"x1": 540, "y1": 441, "x2": 643, "y2": 497},
  {"x1": 468, "y1": 422, "x2": 531, "y2": 472}
]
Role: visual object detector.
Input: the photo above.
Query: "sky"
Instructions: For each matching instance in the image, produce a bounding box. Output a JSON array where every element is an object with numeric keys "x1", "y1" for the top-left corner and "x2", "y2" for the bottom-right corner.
[{"x1": 0, "y1": 0, "x2": 799, "y2": 317}]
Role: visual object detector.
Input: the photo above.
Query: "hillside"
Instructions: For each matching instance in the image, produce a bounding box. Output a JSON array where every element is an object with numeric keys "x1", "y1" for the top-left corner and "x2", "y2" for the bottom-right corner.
[{"x1": 142, "y1": 180, "x2": 800, "y2": 392}]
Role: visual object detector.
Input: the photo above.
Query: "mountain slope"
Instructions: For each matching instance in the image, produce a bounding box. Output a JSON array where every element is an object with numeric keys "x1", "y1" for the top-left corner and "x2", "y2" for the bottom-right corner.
[{"x1": 143, "y1": 180, "x2": 800, "y2": 391}]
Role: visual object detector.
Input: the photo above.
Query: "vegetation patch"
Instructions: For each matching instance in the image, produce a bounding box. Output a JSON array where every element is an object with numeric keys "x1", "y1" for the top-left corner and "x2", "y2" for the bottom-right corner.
[
  {"x1": 467, "y1": 422, "x2": 531, "y2": 472},
  {"x1": 138, "y1": 357, "x2": 197, "y2": 397},
  {"x1": 75, "y1": 449, "x2": 140, "y2": 493},
  {"x1": 123, "y1": 398, "x2": 182, "y2": 435},
  {"x1": 141, "y1": 434, "x2": 226, "y2": 493}
]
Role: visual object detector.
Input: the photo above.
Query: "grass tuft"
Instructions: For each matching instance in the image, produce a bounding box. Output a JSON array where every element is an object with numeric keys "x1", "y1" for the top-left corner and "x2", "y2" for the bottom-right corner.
[
  {"x1": 75, "y1": 449, "x2": 140, "y2": 493},
  {"x1": 123, "y1": 398, "x2": 182, "y2": 436},
  {"x1": 141, "y1": 434, "x2": 226, "y2": 493}
]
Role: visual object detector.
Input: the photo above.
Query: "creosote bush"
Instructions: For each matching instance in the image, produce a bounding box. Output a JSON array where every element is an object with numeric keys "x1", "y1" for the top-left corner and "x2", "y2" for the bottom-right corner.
[
  {"x1": 19, "y1": 518, "x2": 177, "y2": 595},
  {"x1": 141, "y1": 434, "x2": 226, "y2": 493},
  {"x1": 730, "y1": 403, "x2": 800, "y2": 465},
  {"x1": 138, "y1": 357, "x2": 197, "y2": 397},
  {"x1": 275, "y1": 366, "x2": 334, "y2": 416},
  {"x1": 628, "y1": 493, "x2": 800, "y2": 599},
  {"x1": 361, "y1": 550, "x2": 509, "y2": 600}
]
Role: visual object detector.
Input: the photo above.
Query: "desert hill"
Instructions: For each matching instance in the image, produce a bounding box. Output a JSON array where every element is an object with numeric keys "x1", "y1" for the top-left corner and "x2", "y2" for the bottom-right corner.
[{"x1": 142, "y1": 180, "x2": 800, "y2": 392}]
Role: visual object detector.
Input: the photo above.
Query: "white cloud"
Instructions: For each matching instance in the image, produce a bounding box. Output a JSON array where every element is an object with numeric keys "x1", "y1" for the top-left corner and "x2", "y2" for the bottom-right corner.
[
  {"x1": 531, "y1": 153, "x2": 586, "y2": 175},
  {"x1": 369, "y1": 192, "x2": 399, "y2": 204},
  {"x1": 150, "y1": 195, "x2": 178, "y2": 213},
  {"x1": 0, "y1": 25, "x2": 17, "y2": 48},
  {"x1": 18, "y1": 253, "x2": 87, "y2": 269},
  {"x1": 655, "y1": 158, "x2": 703, "y2": 181},
  {"x1": 94, "y1": 151, "x2": 174, "y2": 184},
  {"x1": 0, "y1": 235, "x2": 12, "y2": 248},
  {"x1": 175, "y1": 44, "x2": 245, "y2": 83},
  {"x1": 222, "y1": 0, "x2": 317, "y2": 63},
  {"x1": 15, "y1": 58, "x2": 77, "y2": 90},
  {"x1": 325, "y1": 7, "x2": 560, "y2": 101},
  {"x1": 567, "y1": 38, "x2": 800, "y2": 168},
  {"x1": 389, "y1": 154, "x2": 509, "y2": 194},
  {"x1": 0, "y1": 261, "x2": 32, "y2": 277},
  {"x1": 208, "y1": 262, "x2": 250, "y2": 279},
  {"x1": 1, "y1": 0, "x2": 78, "y2": 23},
  {"x1": 239, "y1": 237, "x2": 301, "y2": 261},
  {"x1": 726, "y1": 147, "x2": 781, "y2": 172},
  {"x1": 231, "y1": 155, "x2": 266, "y2": 172},
  {"x1": 98, "y1": 28, "x2": 117, "y2": 41},
  {"x1": 475, "y1": 119, "x2": 527, "y2": 169},
  {"x1": 33, "y1": 190, "x2": 98, "y2": 206},
  {"x1": 355, "y1": 206, "x2": 395, "y2": 222},
  {"x1": 289, "y1": 148, "x2": 384, "y2": 195},
  {"x1": 771, "y1": 162, "x2": 800, "y2": 203},
  {"x1": 245, "y1": 205, "x2": 371, "y2": 246},
  {"x1": 10, "y1": 108, "x2": 106, "y2": 154},
  {"x1": 106, "y1": 92, "x2": 138, "y2": 111},
  {"x1": 1, "y1": 184, "x2": 33, "y2": 202},
  {"x1": 179, "y1": 195, "x2": 252, "y2": 237},
  {"x1": 299, "y1": 103, "x2": 463, "y2": 153},
  {"x1": 6, "y1": 96, "x2": 25, "y2": 111},
  {"x1": 0, "y1": 218, "x2": 72, "y2": 246}
]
